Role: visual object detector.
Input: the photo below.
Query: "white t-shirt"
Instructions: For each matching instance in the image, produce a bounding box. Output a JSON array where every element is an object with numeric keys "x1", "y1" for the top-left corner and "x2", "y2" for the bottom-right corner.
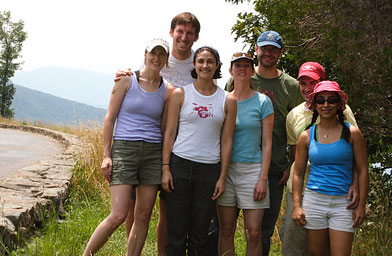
[
  {"x1": 161, "y1": 52, "x2": 196, "y2": 88},
  {"x1": 173, "y1": 84, "x2": 227, "y2": 164}
]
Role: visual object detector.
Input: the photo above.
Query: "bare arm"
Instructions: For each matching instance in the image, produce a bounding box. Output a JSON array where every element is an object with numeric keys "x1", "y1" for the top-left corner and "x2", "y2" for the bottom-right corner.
[
  {"x1": 350, "y1": 125, "x2": 369, "y2": 227},
  {"x1": 254, "y1": 114, "x2": 274, "y2": 200},
  {"x1": 346, "y1": 165, "x2": 359, "y2": 209},
  {"x1": 212, "y1": 93, "x2": 237, "y2": 200},
  {"x1": 102, "y1": 77, "x2": 130, "y2": 181},
  {"x1": 292, "y1": 131, "x2": 309, "y2": 226},
  {"x1": 161, "y1": 88, "x2": 184, "y2": 193},
  {"x1": 160, "y1": 83, "x2": 175, "y2": 135},
  {"x1": 343, "y1": 104, "x2": 360, "y2": 209}
]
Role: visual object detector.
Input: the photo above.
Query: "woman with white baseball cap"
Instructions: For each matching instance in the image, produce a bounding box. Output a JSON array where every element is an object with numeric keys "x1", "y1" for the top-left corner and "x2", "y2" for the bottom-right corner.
[{"x1": 83, "y1": 38, "x2": 174, "y2": 256}]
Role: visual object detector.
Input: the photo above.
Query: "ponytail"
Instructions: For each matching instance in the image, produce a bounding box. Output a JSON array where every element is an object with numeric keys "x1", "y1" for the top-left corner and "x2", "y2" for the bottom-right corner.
[
  {"x1": 228, "y1": 80, "x2": 235, "y2": 92},
  {"x1": 337, "y1": 109, "x2": 351, "y2": 142},
  {"x1": 306, "y1": 110, "x2": 319, "y2": 130}
]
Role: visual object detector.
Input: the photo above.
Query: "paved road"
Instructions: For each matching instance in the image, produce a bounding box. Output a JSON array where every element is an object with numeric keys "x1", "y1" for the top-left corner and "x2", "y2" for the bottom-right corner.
[{"x1": 0, "y1": 128, "x2": 63, "y2": 178}]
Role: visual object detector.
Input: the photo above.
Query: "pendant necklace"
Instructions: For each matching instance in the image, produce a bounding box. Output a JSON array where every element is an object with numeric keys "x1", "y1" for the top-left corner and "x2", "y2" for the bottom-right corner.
[{"x1": 317, "y1": 125, "x2": 329, "y2": 138}]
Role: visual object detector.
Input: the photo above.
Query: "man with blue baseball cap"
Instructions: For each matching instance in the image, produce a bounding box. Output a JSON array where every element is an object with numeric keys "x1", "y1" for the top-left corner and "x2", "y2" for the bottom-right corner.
[
  {"x1": 253, "y1": 30, "x2": 303, "y2": 255},
  {"x1": 256, "y1": 30, "x2": 283, "y2": 49}
]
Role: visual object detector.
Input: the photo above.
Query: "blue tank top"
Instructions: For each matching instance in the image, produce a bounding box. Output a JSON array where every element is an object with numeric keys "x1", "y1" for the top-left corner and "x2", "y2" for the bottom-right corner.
[
  {"x1": 306, "y1": 123, "x2": 353, "y2": 195},
  {"x1": 113, "y1": 74, "x2": 166, "y2": 143}
]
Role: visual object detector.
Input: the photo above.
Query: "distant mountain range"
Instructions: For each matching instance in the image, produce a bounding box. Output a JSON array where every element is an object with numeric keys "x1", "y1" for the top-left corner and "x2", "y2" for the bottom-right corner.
[
  {"x1": 12, "y1": 66, "x2": 114, "y2": 109},
  {"x1": 7, "y1": 66, "x2": 116, "y2": 126},
  {"x1": 11, "y1": 84, "x2": 106, "y2": 126}
]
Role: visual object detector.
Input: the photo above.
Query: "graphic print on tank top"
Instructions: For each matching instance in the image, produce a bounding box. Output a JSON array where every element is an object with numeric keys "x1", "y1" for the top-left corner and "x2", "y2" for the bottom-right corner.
[{"x1": 192, "y1": 103, "x2": 214, "y2": 119}]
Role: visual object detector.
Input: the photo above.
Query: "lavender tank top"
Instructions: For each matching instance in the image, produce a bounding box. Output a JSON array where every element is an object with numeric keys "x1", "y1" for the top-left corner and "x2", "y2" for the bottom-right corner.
[{"x1": 113, "y1": 74, "x2": 166, "y2": 143}]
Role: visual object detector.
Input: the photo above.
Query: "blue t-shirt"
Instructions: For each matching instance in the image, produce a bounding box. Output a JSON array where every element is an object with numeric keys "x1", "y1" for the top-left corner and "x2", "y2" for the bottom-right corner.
[
  {"x1": 231, "y1": 92, "x2": 274, "y2": 162},
  {"x1": 306, "y1": 123, "x2": 353, "y2": 195}
]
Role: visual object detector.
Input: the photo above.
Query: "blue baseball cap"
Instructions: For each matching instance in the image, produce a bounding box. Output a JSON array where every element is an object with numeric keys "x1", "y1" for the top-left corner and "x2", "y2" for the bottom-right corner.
[{"x1": 257, "y1": 31, "x2": 283, "y2": 49}]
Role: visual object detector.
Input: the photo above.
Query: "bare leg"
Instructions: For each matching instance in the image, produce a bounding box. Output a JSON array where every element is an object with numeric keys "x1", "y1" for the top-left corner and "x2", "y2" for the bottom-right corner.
[
  {"x1": 217, "y1": 205, "x2": 237, "y2": 256},
  {"x1": 329, "y1": 229, "x2": 353, "y2": 256},
  {"x1": 307, "y1": 229, "x2": 329, "y2": 256},
  {"x1": 127, "y1": 185, "x2": 158, "y2": 256},
  {"x1": 125, "y1": 199, "x2": 136, "y2": 238},
  {"x1": 243, "y1": 209, "x2": 264, "y2": 256},
  {"x1": 157, "y1": 197, "x2": 167, "y2": 256},
  {"x1": 83, "y1": 185, "x2": 132, "y2": 256}
]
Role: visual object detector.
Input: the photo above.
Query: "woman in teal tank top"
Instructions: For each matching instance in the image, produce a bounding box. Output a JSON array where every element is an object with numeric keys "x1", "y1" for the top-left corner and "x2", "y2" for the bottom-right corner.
[{"x1": 292, "y1": 81, "x2": 369, "y2": 255}]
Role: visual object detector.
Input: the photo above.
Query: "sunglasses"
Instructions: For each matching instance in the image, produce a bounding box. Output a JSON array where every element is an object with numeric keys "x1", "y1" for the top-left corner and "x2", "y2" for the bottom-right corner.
[
  {"x1": 314, "y1": 97, "x2": 340, "y2": 104},
  {"x1": 232, "y1": 52, "x2": 253, "y2": 60}
]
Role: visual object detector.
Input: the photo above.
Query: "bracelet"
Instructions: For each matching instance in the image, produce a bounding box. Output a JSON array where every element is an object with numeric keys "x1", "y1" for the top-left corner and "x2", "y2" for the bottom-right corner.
[{"x1": 162, "y1": 163, "x2": 170, "y2": 166}]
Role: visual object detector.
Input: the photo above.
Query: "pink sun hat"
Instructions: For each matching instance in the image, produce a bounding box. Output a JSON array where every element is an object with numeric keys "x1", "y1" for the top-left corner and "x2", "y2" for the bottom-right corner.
[{"x1": 308, "y1": 80, "x2": 347, "y2": 111}]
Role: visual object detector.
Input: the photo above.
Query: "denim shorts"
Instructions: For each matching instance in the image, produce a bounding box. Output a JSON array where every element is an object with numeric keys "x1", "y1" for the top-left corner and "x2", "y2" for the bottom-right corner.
[
  {"x1": 302, "y1": 189, "x2": 355, "y2": 233},
  {"x1": 217, "y1": 162, "x2": 270, "y2": 209},
  {"x1": 110, "y1": 140, "x2": 162, "y2": 186}
]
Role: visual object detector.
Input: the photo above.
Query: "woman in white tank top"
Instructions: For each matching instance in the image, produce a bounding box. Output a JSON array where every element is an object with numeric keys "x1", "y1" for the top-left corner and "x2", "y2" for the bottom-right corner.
[{"x1": 161, "y1": 46, "x2": 237, "y2": 255}]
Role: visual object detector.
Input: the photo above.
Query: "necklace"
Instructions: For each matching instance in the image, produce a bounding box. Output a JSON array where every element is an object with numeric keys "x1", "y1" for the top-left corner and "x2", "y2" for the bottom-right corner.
[{"x1": 316, "y1": 124, "x2": 330, "y2": 140}]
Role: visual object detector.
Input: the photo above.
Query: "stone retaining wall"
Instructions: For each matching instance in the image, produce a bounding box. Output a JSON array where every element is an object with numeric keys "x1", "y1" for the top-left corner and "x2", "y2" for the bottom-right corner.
[{"x1": 0, "y1": 124, "x2": 84, "y2": 254}]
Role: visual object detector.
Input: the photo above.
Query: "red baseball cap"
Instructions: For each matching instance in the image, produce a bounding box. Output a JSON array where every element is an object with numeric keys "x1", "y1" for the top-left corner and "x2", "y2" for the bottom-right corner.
[
  {"x1": 308, "y1": 81, "x2": 347, "y2": 111},
  {"x1": 297, "y1": 62, "x2": 326, "y2": 81}
]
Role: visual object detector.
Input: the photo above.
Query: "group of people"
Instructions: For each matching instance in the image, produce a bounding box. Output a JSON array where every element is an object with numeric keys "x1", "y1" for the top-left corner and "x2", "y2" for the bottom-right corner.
[{"x1": 82, "y1": 11, "x2": 369, "y2": 256}]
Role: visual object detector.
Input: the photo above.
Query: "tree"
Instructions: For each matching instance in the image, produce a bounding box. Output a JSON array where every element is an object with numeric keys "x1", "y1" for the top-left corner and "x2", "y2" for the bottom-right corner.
[
  {"x1": 0, "y1": 11, "x2": 27, "y2": 118},
  {"x1": 226, "y1": 0, "x2": 391, "y2": 164},
  {"x1": 226, "y1": 0, "x2": 392, "y2": 253}
]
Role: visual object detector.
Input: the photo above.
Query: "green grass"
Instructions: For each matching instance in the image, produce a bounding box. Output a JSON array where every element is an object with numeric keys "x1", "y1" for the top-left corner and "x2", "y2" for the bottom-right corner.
[
  {"x1": 5, "y1": 124, "x2": 390, "y2": 255},
  {"x1": 9, "y1": 189, "x2": 281, "y2": 255},
  {"x1": 9, "y1": 192, "x2": 281, "y2": 255}
]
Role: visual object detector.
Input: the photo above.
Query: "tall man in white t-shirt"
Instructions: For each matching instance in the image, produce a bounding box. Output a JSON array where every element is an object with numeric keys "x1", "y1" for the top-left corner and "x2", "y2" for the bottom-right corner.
[{"x1": 159, "y1": 12, "x2": 199, "y2": 87}]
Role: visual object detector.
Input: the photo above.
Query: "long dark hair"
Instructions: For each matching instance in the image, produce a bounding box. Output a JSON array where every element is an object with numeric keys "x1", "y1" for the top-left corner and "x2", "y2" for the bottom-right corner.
[{"x1": 305, "y1": 109, "x2": 351, "y2": 142}]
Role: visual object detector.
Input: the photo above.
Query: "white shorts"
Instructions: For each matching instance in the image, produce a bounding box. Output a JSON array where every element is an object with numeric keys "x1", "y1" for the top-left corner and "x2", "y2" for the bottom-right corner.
[
  {"x1": 302, "y1": 189, "x2": 355, "y2": 233},
  {"x1": 217, "y1": 162, "x2": 269, "y2": 209}
]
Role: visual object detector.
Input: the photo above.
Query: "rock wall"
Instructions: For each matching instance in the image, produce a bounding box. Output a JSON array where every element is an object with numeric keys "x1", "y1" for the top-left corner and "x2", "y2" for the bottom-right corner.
[{"x1": 0, "y1": 124, "x2": 84, "y2": 254}]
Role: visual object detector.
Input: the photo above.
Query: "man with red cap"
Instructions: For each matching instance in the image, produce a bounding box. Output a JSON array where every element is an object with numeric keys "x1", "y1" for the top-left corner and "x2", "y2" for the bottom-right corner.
[{"x1": 280, "y1": 62, "x2": 359, "y2": 255}]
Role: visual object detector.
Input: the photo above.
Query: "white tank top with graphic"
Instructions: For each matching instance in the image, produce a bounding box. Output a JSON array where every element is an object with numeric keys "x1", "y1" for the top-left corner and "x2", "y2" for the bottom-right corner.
[{"x1": 172, "y1": 83, "x2": 227, "y2": 164}]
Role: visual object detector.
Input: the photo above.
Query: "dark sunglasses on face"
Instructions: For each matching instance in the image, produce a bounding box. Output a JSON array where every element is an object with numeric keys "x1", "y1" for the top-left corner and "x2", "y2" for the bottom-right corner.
[{"x1": 314, "y1": 97, "x2": 340, "y2": 105}]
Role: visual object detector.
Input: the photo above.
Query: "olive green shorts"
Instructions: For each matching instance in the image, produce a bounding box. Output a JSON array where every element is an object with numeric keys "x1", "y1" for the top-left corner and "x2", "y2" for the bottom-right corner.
[{"x1": 110, "y1": 140, "x2": 162, "y2": 186}]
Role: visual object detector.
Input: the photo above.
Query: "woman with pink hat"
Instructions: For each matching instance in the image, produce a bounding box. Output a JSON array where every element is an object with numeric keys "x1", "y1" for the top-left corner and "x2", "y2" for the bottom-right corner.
[{"x1": 292, "y1": 81, "x2": 369, "y2": 255}]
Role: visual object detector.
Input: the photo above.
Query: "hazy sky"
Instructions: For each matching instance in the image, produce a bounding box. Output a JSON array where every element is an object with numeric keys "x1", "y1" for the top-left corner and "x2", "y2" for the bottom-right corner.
[{"x1": 3, "y1": 0, "x2": 254, "y2": 87}]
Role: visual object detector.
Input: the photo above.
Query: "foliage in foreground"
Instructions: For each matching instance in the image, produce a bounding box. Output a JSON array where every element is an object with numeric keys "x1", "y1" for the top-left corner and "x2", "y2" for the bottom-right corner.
[
  {"x1": 226, "y1": 0, "x2": 392, "y2": 254},
  {"x1": 226, "y1": 0, "x2": 392, "y2": 170}
]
